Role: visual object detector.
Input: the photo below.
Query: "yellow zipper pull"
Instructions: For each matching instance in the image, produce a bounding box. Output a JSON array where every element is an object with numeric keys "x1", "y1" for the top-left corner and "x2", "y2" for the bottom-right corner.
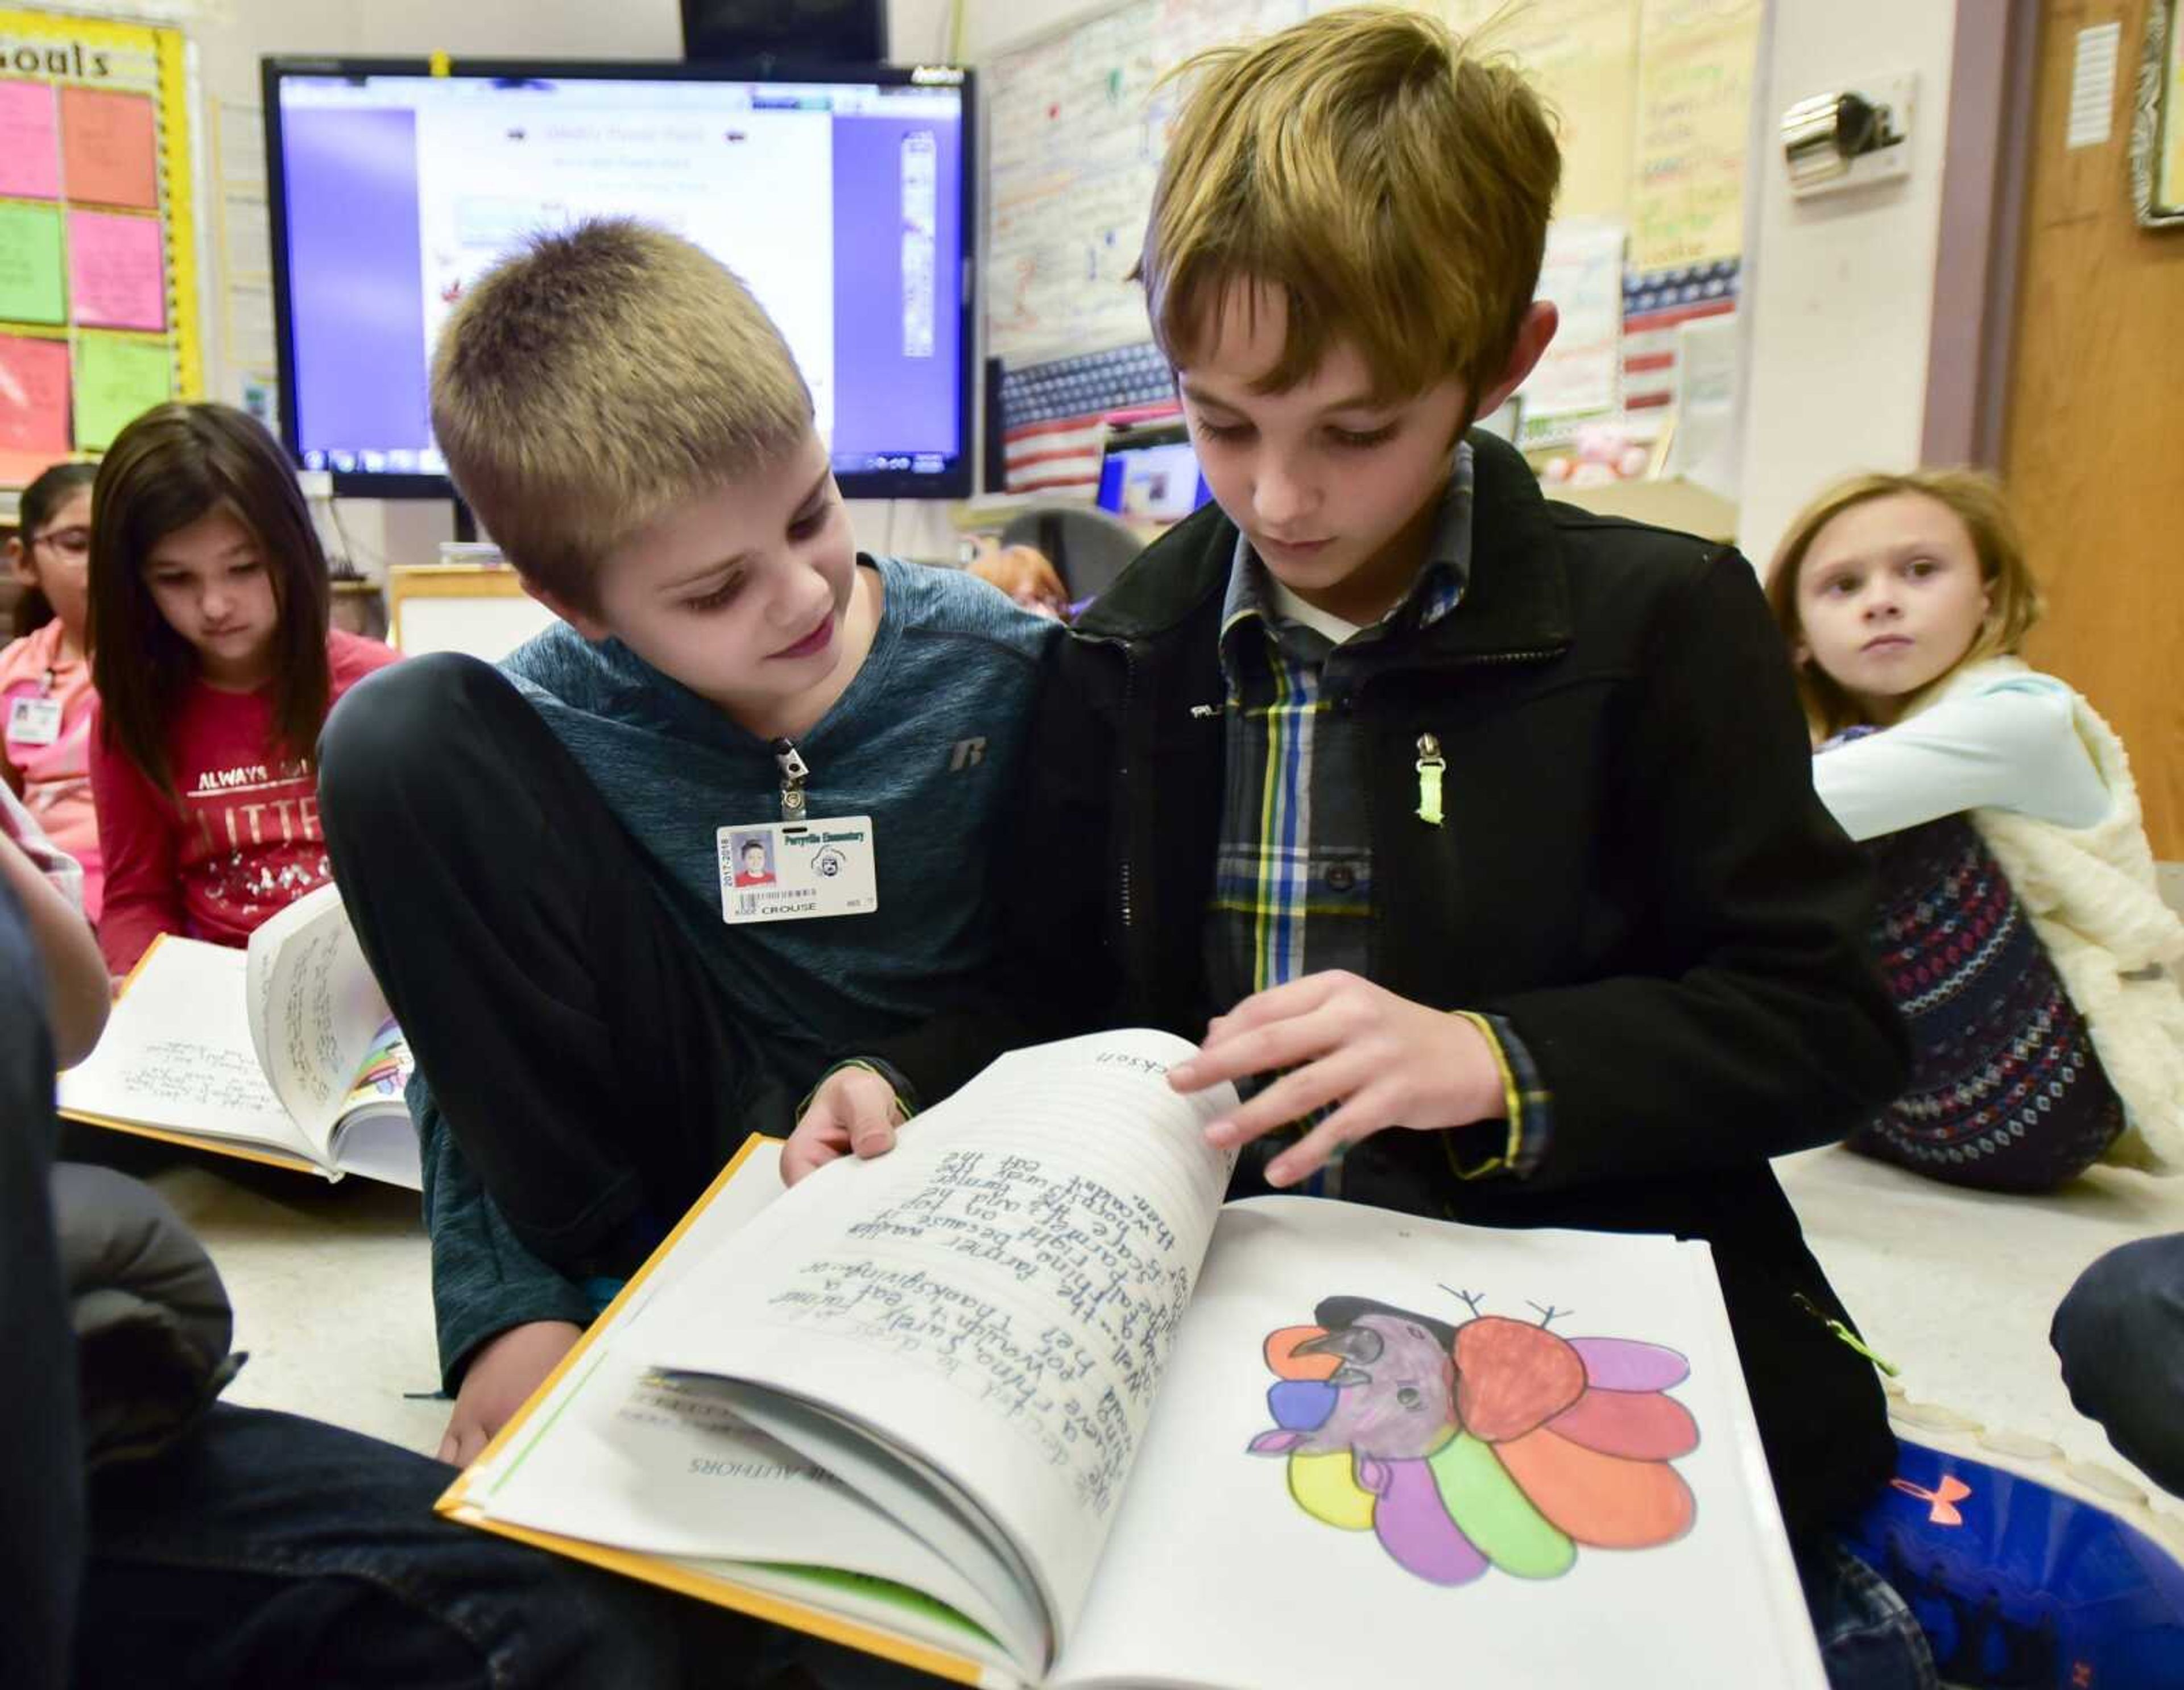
[
  {"x1": 1795, "y1": 1293, "x2": 1901, "y2": 1376},
  {"x1": 1414, "y1": 733, "x2": 1446, "y2": 827}
]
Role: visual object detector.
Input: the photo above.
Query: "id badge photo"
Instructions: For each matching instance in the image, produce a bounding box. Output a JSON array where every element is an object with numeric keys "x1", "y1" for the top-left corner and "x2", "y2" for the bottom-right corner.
[{"x1": 717, "y1": 817, "x2": 878, "y2": 924}]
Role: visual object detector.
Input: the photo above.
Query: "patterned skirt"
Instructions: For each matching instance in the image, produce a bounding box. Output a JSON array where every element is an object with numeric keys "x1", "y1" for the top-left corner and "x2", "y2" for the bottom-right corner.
[{"x1": 1851, "y1": 813, "x2": 2124, "y2": 1192}]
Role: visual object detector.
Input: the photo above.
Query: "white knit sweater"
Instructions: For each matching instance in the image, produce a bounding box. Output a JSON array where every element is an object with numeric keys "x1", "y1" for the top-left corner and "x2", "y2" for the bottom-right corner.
[{"x1": 1918, "y1": 660, "x2": 2184, "y2": 1170}]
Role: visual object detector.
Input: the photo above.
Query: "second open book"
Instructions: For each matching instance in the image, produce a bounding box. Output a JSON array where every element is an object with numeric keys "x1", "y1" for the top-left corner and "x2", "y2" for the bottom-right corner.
[
  {"x1": 443, "y1": 1028, "x2": 1825, "y2": 1688},
  {"x1": 57, "y1": 883, "x2": 418, "y2": 1187}
]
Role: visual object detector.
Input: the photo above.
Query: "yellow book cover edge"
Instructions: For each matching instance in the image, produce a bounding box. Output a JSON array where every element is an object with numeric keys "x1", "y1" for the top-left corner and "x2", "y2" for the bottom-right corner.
[{"x1": 433, "y1": 1135, "x2": 995, "y2": 1688}]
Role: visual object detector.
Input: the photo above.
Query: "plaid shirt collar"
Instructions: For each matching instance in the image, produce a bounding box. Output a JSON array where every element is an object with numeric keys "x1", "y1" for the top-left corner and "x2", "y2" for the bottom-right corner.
[{"x1": 1218, "y1": 441, "x2": 1476, "y2": 684}]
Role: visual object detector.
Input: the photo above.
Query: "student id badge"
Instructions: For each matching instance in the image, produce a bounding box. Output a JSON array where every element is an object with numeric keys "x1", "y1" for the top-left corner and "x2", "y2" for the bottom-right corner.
[
  {"x1": 717, "y1": 817, "x2": 878, "y2": 924},
  {"x1": 6, "y1": 695, "x2": 61, "y2": 746}
]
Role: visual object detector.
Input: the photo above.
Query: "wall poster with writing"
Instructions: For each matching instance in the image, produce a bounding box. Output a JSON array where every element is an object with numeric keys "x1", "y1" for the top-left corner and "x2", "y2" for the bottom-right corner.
[
  {"x1": 0, "y1": 7, "x2": 201, "y2": 486},
  {"x1": 981, "y1": 0, "x2": 1760, "y2": 468}
]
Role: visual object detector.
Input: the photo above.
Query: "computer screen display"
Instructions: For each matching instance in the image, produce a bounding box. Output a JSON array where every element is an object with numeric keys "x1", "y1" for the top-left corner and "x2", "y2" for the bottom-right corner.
[
  {"x1": 1097, "y1": 424, "x2": 1211, "y2": 522},
  {"x1": 262, "y1": 59, "x2": 973, "y2": 499}
]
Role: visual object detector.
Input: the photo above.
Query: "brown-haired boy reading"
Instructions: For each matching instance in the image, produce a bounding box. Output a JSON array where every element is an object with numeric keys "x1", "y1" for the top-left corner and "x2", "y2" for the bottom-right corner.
[{"x1": 791, "y1": 9, "x2": 1934, "y2": 1678}]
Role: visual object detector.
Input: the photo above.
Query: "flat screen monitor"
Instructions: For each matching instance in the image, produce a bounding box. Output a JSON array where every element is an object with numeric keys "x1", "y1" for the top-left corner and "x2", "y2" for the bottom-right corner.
[
  {"x1": 261, "y1": 58, "x2": 974, "y2": 501},
  {"x1": 1097, "y1": 422, "x2": 1211, "y2": 522}
]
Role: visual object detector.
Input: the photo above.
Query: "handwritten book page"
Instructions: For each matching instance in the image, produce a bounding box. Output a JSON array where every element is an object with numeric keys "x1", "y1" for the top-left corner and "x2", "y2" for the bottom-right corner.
[
  {"x1": 644, "y1": 1029, "x2": 1238, "y2": 1673},
  {"x1": 454, "y1": 1141, "x2": 1020, "y2": 1682},
  {"x1": 243, "y1": 882, "x2": 394, "y2": 1155},
  {"x1": 56, "y1": 936, "x2": 317, "y2": 1166},
  {"x1": 1052, "y1": 1197, "x2": 1827, "y2": 1690}
]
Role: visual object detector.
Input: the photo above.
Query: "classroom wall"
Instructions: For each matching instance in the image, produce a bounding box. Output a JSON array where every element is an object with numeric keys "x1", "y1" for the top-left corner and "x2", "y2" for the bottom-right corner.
[
  {"x1": 961, "y1": 0, "x2": 1113, "y2": 56},
  {"x1": 83, "y1": 0, "x2": 2011, "y2": 578},
  {"x1": 971, "y1": 0, "x2": 1997, "y2": 584},
  {"x1": 81, "y1": 0, "x2": 958, "y2": 569},
  {"x1": 1733, "y1": 1, "x2": 1974, "y2": 572}
]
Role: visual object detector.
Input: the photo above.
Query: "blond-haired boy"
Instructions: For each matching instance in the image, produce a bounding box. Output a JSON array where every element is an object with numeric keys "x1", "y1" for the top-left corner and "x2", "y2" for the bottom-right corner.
[
  {"x1": 792, "y1": 8, "x2": 1921, "y2": 1671},
  {"x1": 320, "y1": 219, "x2": 1056, "y2": 1460}
]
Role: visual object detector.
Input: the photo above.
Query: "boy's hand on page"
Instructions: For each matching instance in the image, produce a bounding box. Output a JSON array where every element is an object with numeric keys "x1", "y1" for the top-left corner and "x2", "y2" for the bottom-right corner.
[
  {"x1": 1167, "y1": 972, "x2": 1503, "y2": 1187},
  {"x1": 439, "y1": 1319, "x2": 584, "y2": 1466},
  {"x1": 782, "y1": 1065, "x2": 904, "y2": 1185}
]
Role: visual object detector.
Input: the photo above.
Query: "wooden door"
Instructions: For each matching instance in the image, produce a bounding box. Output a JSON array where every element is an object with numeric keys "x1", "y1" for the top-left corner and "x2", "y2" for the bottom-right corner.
[{"x1": 2003, "y1": 0, "x2": 2184, "y2": 856}]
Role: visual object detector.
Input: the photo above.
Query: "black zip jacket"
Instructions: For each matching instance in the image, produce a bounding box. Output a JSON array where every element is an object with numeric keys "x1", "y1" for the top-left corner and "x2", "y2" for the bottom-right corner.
[{"x1": 873, "y1": 430, "x2": 1910, "y2": 1539}]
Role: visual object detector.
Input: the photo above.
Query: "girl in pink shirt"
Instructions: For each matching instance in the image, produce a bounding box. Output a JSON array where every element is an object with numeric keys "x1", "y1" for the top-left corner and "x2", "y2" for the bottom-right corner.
[
  {"x1": 88, "y1": 404, "x2": 398, "y2": 977},
  {"x1": 2, "y1": 462, "x2": 103, "y2": 916}
]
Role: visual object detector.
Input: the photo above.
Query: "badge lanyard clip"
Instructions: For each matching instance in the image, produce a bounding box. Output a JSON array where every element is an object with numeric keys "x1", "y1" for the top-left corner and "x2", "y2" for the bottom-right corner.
[{"x1": 772, "y1": 738, "x2": 810, "y2": 821}]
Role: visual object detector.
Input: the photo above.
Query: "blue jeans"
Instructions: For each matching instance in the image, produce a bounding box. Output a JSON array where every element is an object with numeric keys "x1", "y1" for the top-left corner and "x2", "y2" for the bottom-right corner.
[
  {"x1": 1800, "y1": 1534, "x2": 1938, "y2": 1690},
  {"x1": 72, "y1": 1412, "x2": 1931, "y2": 1690},
  {"x1": 2051, "y1": 1233, "x2": 2184, "y2": 1499}
]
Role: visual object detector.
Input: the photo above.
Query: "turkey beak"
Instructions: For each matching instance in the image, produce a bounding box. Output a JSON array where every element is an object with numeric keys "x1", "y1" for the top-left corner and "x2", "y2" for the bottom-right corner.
[{"x1": 1294, "y1": 1325, "x2": 1381, "y2": 1386}]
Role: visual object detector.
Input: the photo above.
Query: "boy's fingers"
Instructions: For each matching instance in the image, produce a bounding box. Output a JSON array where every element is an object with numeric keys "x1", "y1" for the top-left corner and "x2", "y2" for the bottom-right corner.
[
  {"x1": 440, "y1": 1413, "x2": 485, "y2": 1466},
  {"x1": 1174, "y1": 1007, "x2": 1338, "y2": 1091},
  {"x1": 781, "y1": 1134, "x2": 845, "y2": 1185},
  {"x1": 1206, "y1": 1051, "x2": 1360, "y2": 1144},
  {"x1": 1264, "y1": 1091, "x2": 1387, "y2": 1187},
  {"x1": 1198, "y1": 974, "x2": 1330, "y2": 1038}
]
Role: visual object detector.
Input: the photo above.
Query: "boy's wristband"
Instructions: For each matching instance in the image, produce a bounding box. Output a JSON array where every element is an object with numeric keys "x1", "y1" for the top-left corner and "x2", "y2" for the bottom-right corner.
[{"x1": 797, "y1": 1057, "x2": 919, "y2": 1127}]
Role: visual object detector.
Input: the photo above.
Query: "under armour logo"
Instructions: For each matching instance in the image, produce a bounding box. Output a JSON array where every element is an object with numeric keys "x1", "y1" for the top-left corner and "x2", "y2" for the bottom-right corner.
[
  {"x1": 948, "y1": 737, "x2": 987, "y2": 771},
  {"x1": 1890, "y1": 1473, "x2": 1972, "y2": 1526}
]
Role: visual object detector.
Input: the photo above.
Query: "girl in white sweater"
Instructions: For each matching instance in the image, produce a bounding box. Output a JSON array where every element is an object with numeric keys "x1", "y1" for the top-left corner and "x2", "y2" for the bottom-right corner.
[{"x1": 1766, "y1": 469, "x2": 2183, "y2": 1189}]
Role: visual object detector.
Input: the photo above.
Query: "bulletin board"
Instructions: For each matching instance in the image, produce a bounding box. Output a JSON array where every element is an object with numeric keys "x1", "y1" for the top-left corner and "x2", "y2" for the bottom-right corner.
[
  {"x1": 983, "y1": 0, "x2": 1759, "y2": 399},
  {"x1": 0, "y1": 6, "x2": 201, "y2": 487},
  {"x1": 985, "y1": 0, "x2": 1311, "y2": 366}
]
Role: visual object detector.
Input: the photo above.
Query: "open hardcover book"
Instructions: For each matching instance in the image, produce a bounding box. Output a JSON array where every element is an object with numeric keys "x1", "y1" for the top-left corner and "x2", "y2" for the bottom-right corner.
[
  {"x1": 57, "y1": 883, "x2": 419, "y2": 1188},
  {"x1": 442, "y1": 1028, "x2": 1824, "y2": 1688}
]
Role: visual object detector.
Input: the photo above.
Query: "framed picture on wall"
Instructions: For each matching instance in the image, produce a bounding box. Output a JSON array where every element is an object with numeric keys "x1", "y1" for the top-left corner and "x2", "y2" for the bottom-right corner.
[{"x1": 2134, "y1": 0, "x2": 2184, "y2": 226}]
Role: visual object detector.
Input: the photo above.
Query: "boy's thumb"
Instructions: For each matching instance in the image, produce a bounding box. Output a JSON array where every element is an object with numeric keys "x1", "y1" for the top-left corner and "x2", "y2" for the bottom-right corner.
[
  {"x1": 832, "y1": 1067, "x2": 900, "y2": 1159},
  {"x1": 850, "y1": 1104, "x2": 897, "y2": 1159}
]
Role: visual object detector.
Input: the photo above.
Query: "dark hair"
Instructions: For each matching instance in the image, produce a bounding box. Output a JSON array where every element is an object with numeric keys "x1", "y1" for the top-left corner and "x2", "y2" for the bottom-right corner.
[
  {"x1": 89, "y1": 404, "x2": 330, "y2": 800},
  {"x1": 11, "y1": 461, "x2": 97, "y2": 638}
]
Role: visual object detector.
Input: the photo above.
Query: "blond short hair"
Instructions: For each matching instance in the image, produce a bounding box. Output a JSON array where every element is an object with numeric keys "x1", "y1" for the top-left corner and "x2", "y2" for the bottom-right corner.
[
  {"x1": 1138, "y1": 5, "x2": 1560, "y2": 402},
  {"x1": 430, "y1": 218, "x2": 812, "y2": 611},
  {"x1": 1765, "y1": 468, "x2": 2046, "y2": 739}
]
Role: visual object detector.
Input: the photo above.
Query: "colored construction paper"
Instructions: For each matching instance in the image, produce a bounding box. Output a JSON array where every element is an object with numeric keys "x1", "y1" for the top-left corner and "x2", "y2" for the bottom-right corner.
[
  {"x1": 59, "y1": 84, "x2": 159, "y2": 210},
  {"x1": 72, "y1": 334, "x2": 170, "y2": 452},
  {"x1": 68, "y1": 210, "x2": 166, "y2": 331},
  {"x1": 0, "y1": 334, "x2": 71, "y2": 457},
  {"x1": 0, "y1": 203, "x2": 67, "y2": 325},
  {"x1": 0, "y1": 81, "x2": 62, "y2": 200}
]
